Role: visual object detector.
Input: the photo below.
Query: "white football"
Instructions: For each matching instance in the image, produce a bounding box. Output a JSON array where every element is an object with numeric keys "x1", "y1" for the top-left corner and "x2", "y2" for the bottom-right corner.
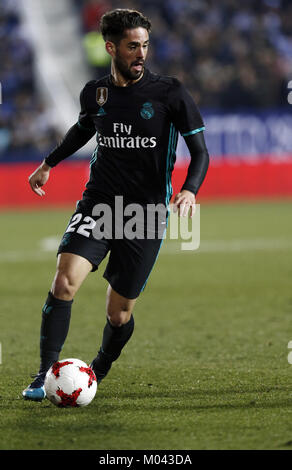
[{"x1": 44, "y1": 358, "x2": 97, "y2": 407}]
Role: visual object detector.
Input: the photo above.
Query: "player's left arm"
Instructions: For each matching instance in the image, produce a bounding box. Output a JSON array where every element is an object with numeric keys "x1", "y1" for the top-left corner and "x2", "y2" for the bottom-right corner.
[
  {"x1": 168, "y1": 79, "x2": 209, "y2": 217},
  {"x1": 173, "y1": 131, "x2": 209, "y2": 217}
]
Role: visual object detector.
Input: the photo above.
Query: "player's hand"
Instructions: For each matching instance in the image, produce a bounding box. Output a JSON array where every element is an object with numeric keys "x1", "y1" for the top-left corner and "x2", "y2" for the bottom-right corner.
[
  {"x1": 172, "y1": 189, "x2": 196, "y2": 217},
  {"x1": 28, "y1": 160, "x2": 51, "y2": 197}
]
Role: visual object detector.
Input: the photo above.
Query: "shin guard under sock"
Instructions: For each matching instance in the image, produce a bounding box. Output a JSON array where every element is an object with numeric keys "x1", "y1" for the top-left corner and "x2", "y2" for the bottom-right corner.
[
  {"x1": 39, "y1": 292, "x2": 73, "y2": 374},
  {"x1": 93, "y1": 315, "x2": 135, "y2": 376}
]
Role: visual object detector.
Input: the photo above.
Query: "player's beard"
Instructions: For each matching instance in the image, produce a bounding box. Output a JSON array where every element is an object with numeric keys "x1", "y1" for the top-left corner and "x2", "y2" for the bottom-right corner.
[{"x1": 114, "y1": 50, "x2": 144, "y2": 81}]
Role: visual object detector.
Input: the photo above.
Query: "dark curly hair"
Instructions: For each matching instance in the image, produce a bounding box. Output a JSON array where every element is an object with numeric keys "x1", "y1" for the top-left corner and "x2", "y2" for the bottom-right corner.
[{"x1": 100, "y1": 9, "x2": 151, "y2": 44}]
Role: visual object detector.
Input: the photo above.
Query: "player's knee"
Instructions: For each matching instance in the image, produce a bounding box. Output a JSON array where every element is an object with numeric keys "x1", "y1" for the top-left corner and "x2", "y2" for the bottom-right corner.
[
  {"x1": 51, "y1": 271, "x2": 78, "y2": 301},
  {"x1": 107, "y1": 309, "x2": 132, "y2": 327}
]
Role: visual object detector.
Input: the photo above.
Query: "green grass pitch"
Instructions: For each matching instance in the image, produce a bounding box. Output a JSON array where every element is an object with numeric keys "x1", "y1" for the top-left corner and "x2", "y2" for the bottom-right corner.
[{"x1": 0, "y1": 200, "x2": 291, "y2": 450}]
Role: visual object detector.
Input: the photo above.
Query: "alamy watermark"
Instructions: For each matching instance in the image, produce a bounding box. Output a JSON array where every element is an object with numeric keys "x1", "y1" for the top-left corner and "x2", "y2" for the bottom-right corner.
[
  {"x1": 287, "y1": 341, "x2": 292, "y2": 364},
  {"x1": 64, "y1": 197, "x2": 200, "y2": 251},
  {"x1": 288, "y1": 80, "x2": 292, "y2": 105}
]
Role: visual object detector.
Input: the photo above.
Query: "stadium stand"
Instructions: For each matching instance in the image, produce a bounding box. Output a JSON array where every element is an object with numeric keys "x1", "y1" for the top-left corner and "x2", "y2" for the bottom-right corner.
[
  {"x1": 75, "y1": 0, "x2": 292, "y2": 109},
  {"x1": 0, "y1": 0, "x2": 62, "y2": 162},
  {"x1": 1, "y1": 0, "x2": 292, "y2": 206}
]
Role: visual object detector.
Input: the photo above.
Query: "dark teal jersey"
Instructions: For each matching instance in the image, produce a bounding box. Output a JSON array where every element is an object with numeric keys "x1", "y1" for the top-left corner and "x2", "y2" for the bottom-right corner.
[{"x1": 78, "y1": 68, "x2": 205, "y2": 205}]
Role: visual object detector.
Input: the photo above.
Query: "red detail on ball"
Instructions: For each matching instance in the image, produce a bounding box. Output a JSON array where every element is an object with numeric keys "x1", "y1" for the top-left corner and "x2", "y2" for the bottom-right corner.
[
  {"x1": 56, "y1": 387, "x2": 82, "y2": 407},
  {"x1": 79, "y1": 366, "x2": 97, "y2": 388},
  {"x1": 51, "y1": 361, "x2": 73, "y2": 378}
]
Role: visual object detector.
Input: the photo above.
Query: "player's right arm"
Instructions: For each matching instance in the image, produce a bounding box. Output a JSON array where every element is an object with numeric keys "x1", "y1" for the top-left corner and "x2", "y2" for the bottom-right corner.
[
  {"x1": 28, "y1": 160, "x2": 51, "y2": 197},
  {"x1": 28, "y1": 83, "x2": 96, "y2": 196}
]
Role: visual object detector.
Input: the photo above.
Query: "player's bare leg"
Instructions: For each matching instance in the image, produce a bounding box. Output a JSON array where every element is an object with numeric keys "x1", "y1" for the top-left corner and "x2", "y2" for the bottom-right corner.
[
  {"x1": 23, "y1": 253, "x2": 92, "y2": 401},
  {"x1": 51, "y1": 253, "x2": 93, "y2": 300},
  {"x1": 91, "y1": 285, "x2": 136, "y2": 383},
  {"x1": 106, "y1": 285, "x2": 136, "y2": 326}
]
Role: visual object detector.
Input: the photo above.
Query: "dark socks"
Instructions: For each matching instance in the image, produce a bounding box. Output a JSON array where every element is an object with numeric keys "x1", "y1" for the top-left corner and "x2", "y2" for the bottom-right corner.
[
  {"x1": 92, "y1": 315, "x2": 135, "y2": 377},
  {"x1": 39, "y1": 292, "x2": 73, "y2": 374}
]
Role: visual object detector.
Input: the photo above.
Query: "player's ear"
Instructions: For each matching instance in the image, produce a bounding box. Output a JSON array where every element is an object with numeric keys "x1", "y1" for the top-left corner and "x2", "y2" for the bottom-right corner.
[{"x1": 105, "y1": 41, "x2": 116, "y2": 57}]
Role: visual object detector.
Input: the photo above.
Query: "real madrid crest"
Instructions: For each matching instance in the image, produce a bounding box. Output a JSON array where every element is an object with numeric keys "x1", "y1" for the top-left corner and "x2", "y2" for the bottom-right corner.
[
  {"x1": 96, "y1": 87, "x2": 108, "y2": 116},
  {"x1": 140, "y1": 102, "x2": 154, "y2": 120}
]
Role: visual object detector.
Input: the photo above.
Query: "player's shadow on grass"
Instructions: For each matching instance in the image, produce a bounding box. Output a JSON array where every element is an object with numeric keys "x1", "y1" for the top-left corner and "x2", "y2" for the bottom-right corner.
[
  {"x1": 118, "y1": 383, "x2": 291, "y2": 396},
  {"x1": 103, "y1": 384, "x2": 292, "y2": 411},
  {"x1": 19, "y1": 395, "x2": 292, "y2": 416},
  {"x1": 16, "y1": 384, "x2": 292, "y2": 416}
]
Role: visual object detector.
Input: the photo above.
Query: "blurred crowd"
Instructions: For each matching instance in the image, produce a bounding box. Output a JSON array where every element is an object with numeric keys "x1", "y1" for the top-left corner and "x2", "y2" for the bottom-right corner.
[
  {"x1": 1, "y1": 0, "x2": 292, "y2": 159},
  {"x1": 76, "y1": 0, "x2": 292, "y2": 109},
  {"x1": 0, "y1": 0, "x2": 61, "y2": 159}
]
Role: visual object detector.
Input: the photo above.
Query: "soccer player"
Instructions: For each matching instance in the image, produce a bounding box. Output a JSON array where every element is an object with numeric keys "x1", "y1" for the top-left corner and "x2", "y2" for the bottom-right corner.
[{"x1": 22, "y1": 9, "x2": 209, "y2": 401}]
